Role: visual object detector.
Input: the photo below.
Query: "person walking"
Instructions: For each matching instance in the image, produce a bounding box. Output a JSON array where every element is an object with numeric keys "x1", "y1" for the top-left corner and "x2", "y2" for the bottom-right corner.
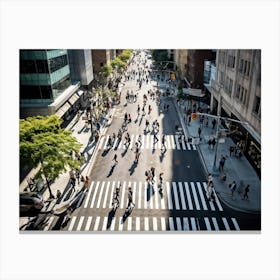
[
  {"x1": 219, "y1": 155, "x2": 226, "y2": 172},
  {"x1": 112, "y1": 186, "x2": 120, "y2": 208},
  {"x1": 113, "y1": 154, "x2": 118, "y2": 165},
  {"x1": 198, "y1": 127, "x2": 202, "y2": 139},
  {"x1": 242, "y1": 184, "x2": 250, "y2": 200},
  {"x1": 212, "y1": 118, "x2": 217, "y2": 129},
  {"x1": 148, "y1": 105, "x2": 152, "y2": 114},
  {"x1": 137, "y1": 104, "x2": 140, "y2": 115},
  {"x1": 161, "y1": 134, "x2": 166, "y2": 151},
  {"x1": 153, "y1": 131, "x2": 159, "y2": 143},
  {"x1": 230, "y1": 181, "x2": 237, "y2": 198},
  {"x1": 159, "y1": 172, "x2": 164, "y2": 190},
  {"x1": 150, "y1": 167, "x2": 155, "y2": 183},
  {"x1": 137, "y1": 135, "x2": 142, "y2": 147},
  {"x1": 75, "y1": 169, "x2": 80, "y2": 185},
  {"x1": 69, "y1": 170, "x2": 76, "y2": 189},
  {"x1": 126, "y1": 187, "x2": 135, "y2": 210}
]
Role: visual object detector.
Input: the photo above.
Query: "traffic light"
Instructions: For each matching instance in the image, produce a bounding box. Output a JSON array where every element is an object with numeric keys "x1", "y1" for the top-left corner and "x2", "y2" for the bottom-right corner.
[
  {"x1": 191, "y1": 113, "x2": 197, "y2": 120},
  {"x1": 170, "y1": 72, "x2": 175, "y2": 80}
]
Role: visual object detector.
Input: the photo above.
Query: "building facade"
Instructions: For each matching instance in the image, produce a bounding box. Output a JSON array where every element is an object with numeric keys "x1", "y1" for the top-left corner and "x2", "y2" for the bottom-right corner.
[
  {"x1": 91, "y1": 49, "x2": 115, "y2": 73},
  {"x1": 211, "y1": 49, "x2": 261, "y2": 176},
  {"x1": 20, "y1": 49, "x2": 82, "y2": 121}
]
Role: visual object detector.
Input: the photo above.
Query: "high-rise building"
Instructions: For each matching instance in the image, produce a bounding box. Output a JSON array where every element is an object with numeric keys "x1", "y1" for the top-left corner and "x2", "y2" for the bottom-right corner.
[
  {"x1": 20, "y1": 49, "x2": 81, "y2": 120},
  {"x1": 211, "y1": 49, "x2": 261, "y2": 176},
  {"x1": 91, "y1": 49, "x2": 115, "y2": 74}
]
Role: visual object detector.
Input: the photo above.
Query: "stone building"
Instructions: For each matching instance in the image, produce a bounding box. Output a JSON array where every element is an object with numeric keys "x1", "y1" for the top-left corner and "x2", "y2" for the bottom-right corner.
[{"x1": 211, "y1": 49, "x2": 261, "y2": 176}]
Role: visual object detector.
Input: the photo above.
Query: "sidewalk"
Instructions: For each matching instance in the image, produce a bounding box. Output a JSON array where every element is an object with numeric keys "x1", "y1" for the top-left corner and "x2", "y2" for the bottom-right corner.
[{"x1": 171, "y1": 86, "x2": 261, "y2": 214}]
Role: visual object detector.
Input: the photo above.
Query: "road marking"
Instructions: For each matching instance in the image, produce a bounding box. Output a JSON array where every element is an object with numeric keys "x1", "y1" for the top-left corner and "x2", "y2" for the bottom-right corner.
[
  {"x1": 102, "y1": 217, "x2": 108, "y2": 231},
  {"x1": 125, "y1": 181, "x2": 132, "y2": 209},
  {"x1": 129, "y1": 134, "x2": 134, "y2": 149},
  {"x1": 141, "y1": 136, "x2": 145, "y2": 149},
  {"x1": 202, "y1": 182, "x2": 215, "y2": 211},
  {"x1": 197, "y1": 182, "x2": 208, "y2": 210},
  {"x1": 96, "y1": 181, "x2": 105, "y2": 208},
  {"x1": 76, "y1": 216, "x2": 84, "y2": 231},
  {"x1": 183, "y1": 217, "x2": 189, "y2": 231},
  {"x1": 120, "y1": 181, "x2": 126, "y2": 208},
  {"x1": 184, "y1": 182, "x2": 193, "y2": 210},
  {"x1": 127, "y1": 217, "x2": 132, "y2": 231},
  {"x1": 133, "y1": 182, "x2": 136, "y2": 205},
  {"x1": 166, "y1": 135, "x2": 171, "y2": 149},
  {"x1": 93, "y1": 216, "x2": 100, "y2": 231},
  {"x1": 192, "y1": 144, "x2": 196, "y2": 150},
  {"x1": 84, "y1": 182, "x2": 94, "y2": 208},
  {"x1": 222, "y1": 217, "x2": 230, "y2": 231},
  {"x1": 102, "y1": 182, "x2": 110, "y2": 208},
  {"x1": 68, "y1": 216, "x2": 77, "y2": 231},
  {"x1": 109, "y1": 181, "x2": 116, "y2": 209},
  {"x1": 144, "y1": 182, "x2": 148, "y2": 209},
  {"x1": 153, "y1": 217, "x2": 157, "y2": 231},
  {"x1": 103, "y1": 135, "x2": 110, "y2": 149},
  {"x1": 144, "y1": 217, "x2": 149, "y2": 231},
  {"x1": 154, "y1": 179, "x2": 159, "y2": 209},
  {"x1": 174, "y1": 135, "x2": 181, "y2": 150},
  {"x1": 151, "y1": 134, "x2": 154, "y2": 149},
  {"x1": 166, "y1": 182, "x2": 173, "y2": 209},
  {"x1": 90, "y1": 181, "x2": 100, "y2": 208},
  {"x1": 138, "y1": 182, "x2": 142, "y2": 208},
  {"x1": 110, "y1": 217, "x2": 116, "y2": 231},
  {"x1": 172, "y1": 182, "x2": 180, "y2": 210},
  {"x1": 146, "y1": 135, "x2": 149, "y2": 149},
  {"x1": 212, "y1": 217, "x2": 219, "y2": 231},
  {"x1": 118, "y1": 217, "x2": 123, "y2": 231},
  {"x1": 85, "y1": 217, "x2": 92, "y2": 231},
  {"x1": 213, "y1": 189, "x2": 223, "y2": 211},
  {"x1": 43, "y1": 216, "x2": 54, "y2": 231},
  {"x1": 176, "y1": 217, "x2": 182, "y2": 231},
  {"x1": 181, "y1": 138, "x2": 186, "y2": 150},
  {"x1": 169, "y1": 217, "x2": 175, "y2": 231},
  {"x1": 186, "y1": 143, "x2": 191, "y2": 150},
  {"x1": 117, "y1": 139, "x2": 122, "y2": 150},
  {"x1": 136, "y1": 217, "x2": 140, "y2": 231},
  {"x1": 178, "y1": 182, "x2": 187, "y2": 210},
  {"x1": 190, "y1": 217, "x2": 197, "y2": 230},
  {"x1": 190, "y1": 182, "x2": 200, "y2": 210},
  {"x1": 170, "y1": 135, "x2": 176, "y2": 149},
  {"x1": 161, "y1": 217, "x2": 166, "y2": 231},
  {"x1": 204, "y1": 217, "x2": 211, "y2": 231},
  {"x1": 112, "y1": 138, "x2": 118, "y2": 149},
  {"x1": 160, "y1": 189, "x2": 165, "y2": 209},
  {"x1": 98, "y1": 137, "x2": 105, "y2": 150},
  {"x1": 149, "y1": 184, "x2": 153, "y2": 209},
  {"x1": 231, "y1": 218, "x2": 240, "y2": 231}
]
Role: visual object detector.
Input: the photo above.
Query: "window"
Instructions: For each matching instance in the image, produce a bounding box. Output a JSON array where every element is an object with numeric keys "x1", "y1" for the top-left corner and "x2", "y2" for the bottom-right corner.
[
  {"x1": 253, "y1": 96, "x2": 261, "y2": 115},
  {"x1": 242, "y1": 88, "x2": 247, "y2": 105},
  {"x1": 100, "y1": 62, "x2": 104, "y2": 67},
  {"x1": 228, "y1": 79, "x2": 233, "y2": 94},
  {"x1": 239, "y1": 59, "x2": 244, "y2": 72},
  {"x1": 49, "y1": 55, "x2": 68, "y2": 73},
  {"x1": 36, "y1": 60, "x2": 48, "y2": 73},
  {"x1": 219, "y1": 71, "x2": 224, "y2": 85},
  {"x1": 227, "y1": 55, "x2": 235, "y2": 68},
  {"x1": 246, "y1": 61, "x2": 251, "y2": 76},
  {"x1": 20, "y1": 60, "x2": 36, "y2": 73},
  {"x1": 239, "y1": 59, "x2": 251, "y2": 77},
  {"x1": 236, "y1": 84, "x2": 241, "y2": 99}
]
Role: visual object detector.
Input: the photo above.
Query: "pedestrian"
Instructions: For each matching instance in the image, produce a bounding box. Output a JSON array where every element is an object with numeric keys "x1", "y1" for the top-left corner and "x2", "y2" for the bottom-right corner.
[
  {"x1": 69, "y1": 170, "x2": 76, "y2": 189},
  {"x1": 230, "y1": 181, "x2": 237, "y2": 198},
  {"x1": 112, "y1": 186, "x2": 120, "y2": 208},
  {"x1": 229, "y1": 146, "x2": 235, "y2": 157},
  {"x1": 153, "y1": 132, "x2": 159, "y2": 143},
  {"x1": 128, "y1": 114, "x2": 132, "y2": 123},
  {"x1": 113, "y1": 154, "x2": 118, "y2": 165},
  {"x1": 150, "y1": 167, "x2": 155, "y2": 182},
  {"x1": 126, "y1": 187, "x2": 135, "y2": 209},
  {"x1": 212, "y1": 137, "x2": 216, "y2": 149},
  {"x1": 145, "y1": 119, "x2": 149, "y2": 132},
  {"x1": 142, "y1": 106, "x2": 145, "y2": 116},
  {"x1": 205, "y1": 117, "x2": 209, "y2": 127},
  {"x1": 148, "y1": 105, "x2": 152, "y2": 114},
  {"x1": 27, "y1": 177, "x2": 35, "y2": 190},
  {"x1": 219, "y1": 156, "x2": 226, "y2": 172},
  {"x1": 75, "y1": 169, "x2": 80, "y2": 185},
  {"x1": 137, "y1": 104, "x2": 140, "y2": 115},
  {"x1": 161, "y1": 134, "x2": 166, "y2": 150},
  {"x1": 212, "y1": 118, "x2": 217, "y2": 129},
  {"x1": 207, "y1": 173, "x2": 213, "y2": 185},
  {"x1": 107, "y1": 135, "x2": 112, "y2": 149},
  {"x1": 124, "y1": 112, "x2": 128, "y2": 123},
  {"x1": 159, "y1": 172, "x2": 164, "y2": 186},
  {"x1": 207, "y1": 181, "x2": 215, "y2": 201},
  {"x1": 84, "y1": 176, "x2": 90, "y2": 189},
  {"x1": 242, "y1": 184, "x2": 250, "y2": 200},
  {"x1": 138, "y1": 135, "x2": 142, "y2": 147},
  {"x1": 198, "y1": 127, "x2": 202, "y2": 139}
]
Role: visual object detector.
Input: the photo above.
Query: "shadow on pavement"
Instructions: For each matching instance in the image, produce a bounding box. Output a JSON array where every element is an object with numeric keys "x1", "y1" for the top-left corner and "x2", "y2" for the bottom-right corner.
[
  {"x1": 128, "y1": 160, "x2": 138, "y2": 176},
  {"x1": 107, "y1": 164, "x2": 116, "y2": 178}
]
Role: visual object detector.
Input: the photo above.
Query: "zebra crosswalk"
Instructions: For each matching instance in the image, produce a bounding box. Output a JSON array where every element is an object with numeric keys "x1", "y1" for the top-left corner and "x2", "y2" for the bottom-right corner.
[
  {"x1": 82, "y1": 181, "x2": 223, "y2": 212},
  {"x1": 99, "y1": 134, "x2": 196, "y2": 151},
  {"x1": 63, "y1": 215, "x2": 241, "y2": 231}
]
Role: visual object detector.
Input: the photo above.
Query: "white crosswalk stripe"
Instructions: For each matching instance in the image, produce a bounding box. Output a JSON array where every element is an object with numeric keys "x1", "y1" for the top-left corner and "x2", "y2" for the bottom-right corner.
[
  {"x1": 174, "y1": 135, "x2": 181, "y2": 150},
  {"x1": 170, "y1": 135, "x2": 176, "y2": 149},
  {"x1": 120, "y1": 181, "x2": 126, "y2": 208},
  {"x1": 202, "y1": 182, "x2": 216, "y2": 211},
  {"x1": 197, "y1": 182, "x2": 208, "y2": 210},
  {"x1": 172, "y1": 182, "x2": 180, "y2": 210},
  {"x1": 184, "y1": 182, "x2": 193, "y2": 210},
  {"x1": 190, "y1": 182, "x2": 200, "y2": 210},
  {"x1": 109, "y1": 181, "x2": 116, "y2": 209},
  {"x1": 102, "y1": 182, "x2": 110, "y2": 208},
  {"x1": 65, "y1": 216, "x2": 241, "y2": 231},
  {"x1": 84, "y1": 182, "x2": 94, "y2": 208},
  {"x1": 96, "y1": 182, "x2": 105, "y2": 208},
  {"x1": 43, "y1": 216, "x2": 54, "y2": 231},
  {"x1": 178, "y1": 182, "x2": 187, "y2": 210},
  {"x1": 166, "y1": 136, "x2": 171, "y2": 149},
  {"x1": 90, "y1": 181, "x2": 100, "y2": 208},
  {"x1": 166, "y1": 182, "x2": 173, "y2": 209}
]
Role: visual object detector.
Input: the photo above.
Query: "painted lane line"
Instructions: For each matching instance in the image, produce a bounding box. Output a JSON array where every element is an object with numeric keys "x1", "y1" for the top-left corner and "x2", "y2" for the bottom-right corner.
[
  {"x1": 102, "y1": 182, "x2": 110, "y2": 208},
  {"x1": 166, "y1": 182, "x2": 173, "y2": 209},
  {"x1": 183, "y1": 217, "x2": 189, "y2": 231},
  {"x1": 133, "y1": 182, "x2": 136, "y2": 206},
  {"x1": 138, "y1": 182, "x2": 142, "y2": 208},
  {"x1": 178, "y1": 182, "x2": 187, "y2": 210},
  {"x1": 154, "y1": 179, "x2": 159, "y2": 209},
  {"x1": 117, "y1": 140, "x2": 123, "y2": 150},
  {"x1": 83, "y1": 182, "x2": 94, "y2": 208},
  {"x1": 144, "y1": 182, "x2": 148, "y2": 209},
  {"x1": 197, "y1": 182, "x2": 208, "y2": 210},
  {"x1": 204, "y1": 217, "x2": 211, "y2": 231},
  {"x1": 172, "y1": 182, "x2": 180, "y2": 210},
  {"x1": 174, "y1": 135, "x2": 181, "y2": 150},
  {"x1": 120, "y1": 181, "x2": 127, "y2": 208},
  {"x1": 222, "y1": 217, "x2": 230, "y2": 231},
  {"x1": 184, "y1": 182, "x2": 193, "y2": 210},
  {"x1": 89, "y1": 181, "x2": 100, "y2": 208},
  {"x1": 202, "y1": 182, "x2": 216, "y2": 211},
  {"x1": 85, "y1": 217, "x2": 93, "y2": 231},
  {"x1": 98, "y1": 137, "x2": 105, "y2": 150},
  {"x1": 129, "y1": 135, "x2": 134, "y2": 149},
  {"x1": 153, "y1": 217, "x2": 157, "y2": 231},
  {"x1": 118, "y1": 217, "x2": 123, "y2": 231},
  {"x1": 190, "y1": 182, "x2": 200, "y2": 210},
  {"x1": 141, "y1": 136, "x2": 145, "y2": 149},
  {"x1": 76, "y1": 216, "x2": 85, "y2": 231},
  {"x1": 127, "y1": 217, "x2": 132, "y2": 231},
  {"x1": 68, "y1": 216, "x2": 77, "y2": 231},
  {"x1": 144, "y1": 217, "x2": 149, "y2": 231},
  {"x1": 136, "y1": 217, "x2": 140, "y2": 231},
  {"x1": 109, "y1": 181, "x2": 116, "y2": 209},
  {"x1": 93, "y1": 216, "x2": 100, "y2": 231},
  {"x1": 103, "y1": 135, "x2": 110, "y2": 149},
  {"x1": 166, "y1": 135, "x2": 171, "y2": 149},
  {"x1": 212, "y1": 217, "x2": 219, "y2": 231},
  {"x1": 190, "y1": 217, "x2": 197, "y2": 230},
  {"x1": 110, "y1": 217, "x2": 116, "y2": 231},
  {"x1": 169, "y1": 217, "x2": 175, "y2": 231},
  {"x1": 170, "y1": 135, "x2": 176, "y2": 149},
  {"x1": 161, "y1": 218, "x2": 166, "y2": 231},
  {"x1": 102, "y1": 217, "x2": 108, "y2": 231},
  {"x1": 213, "y1": 189, "x2": 223, "y2": 211},
  {"x1": 231, "y1": 218, "x2": 240, "y2": 231},
  {"x1": 146, "y1": 135, "x2": 150, "y2": 149},
  {"x1": 176, "y1": 217, "x2": 182, "y2": 231},
  {"x1": 43, "y1": 216, "x2": 54, "y2": 231},
  {"x1": 181, "y1": 138, "x2": 186, "y2": 150},
  {"x1": 192, "y1": 144, "x2": 197, "y2": 150},
  {"x1": 149, "y1": 184, "x2": 153, "y2": 209},
  {"x1": 96, "y1": 181, "x2": 105, "y2": 208}
]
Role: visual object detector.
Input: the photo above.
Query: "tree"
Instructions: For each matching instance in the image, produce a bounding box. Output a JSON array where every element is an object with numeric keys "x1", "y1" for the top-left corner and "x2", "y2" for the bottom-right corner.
[
  {"x1": 102, "y1": 64, "x2": 113, "y2": 77},
  {"x1": 110, "y1": 57, "x2": 126, "y2": 70},
  {"x1": 20, "y1": 116, "x2": 82, "y2": 199},
  {"x1": 118, "y1": 50, "x2": 132, "y2": 63}
]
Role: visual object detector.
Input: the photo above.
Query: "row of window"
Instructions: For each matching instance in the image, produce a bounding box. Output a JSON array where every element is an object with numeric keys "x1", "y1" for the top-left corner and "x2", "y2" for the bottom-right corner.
[
  {"x1": 20, "y1": 55, "x2": 69, "y2": 74},
  {"x1": 235, "y1": 84, "x2": 248, "y2": 105},
  {"x1": 218, "y1": 52, "x2": 251, "y2": 77}
]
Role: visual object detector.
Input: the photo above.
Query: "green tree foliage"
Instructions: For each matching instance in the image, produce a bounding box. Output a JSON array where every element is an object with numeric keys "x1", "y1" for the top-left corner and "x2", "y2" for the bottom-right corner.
[
  {"x1": 118, "y1": 50, "x2": 132, "y2": 62},
  {"x1": 102, "y1": 64, "x2": 113, "y2": 77},
  {"x1": 110, "y1": 57, "x2": 126, "y2": 70},
  {"x1": 20, "y1": 115, "x2": 82, "y2": 198}
]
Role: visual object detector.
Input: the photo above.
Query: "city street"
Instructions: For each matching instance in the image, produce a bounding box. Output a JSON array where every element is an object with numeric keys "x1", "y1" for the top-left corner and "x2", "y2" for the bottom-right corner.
[{"x1": 39, "y1": 50, "x2": 260, "y2": 232}]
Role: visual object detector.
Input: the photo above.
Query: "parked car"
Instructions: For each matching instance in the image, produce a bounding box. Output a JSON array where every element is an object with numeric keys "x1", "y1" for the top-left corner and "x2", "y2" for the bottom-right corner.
[{"x1": 20, "y1": 192, "x2": 44, "y2": 213}]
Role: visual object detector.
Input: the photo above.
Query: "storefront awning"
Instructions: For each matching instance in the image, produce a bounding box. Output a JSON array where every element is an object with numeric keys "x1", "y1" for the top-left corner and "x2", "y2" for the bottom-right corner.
[
  {"x1": 183, "y1": 88, "x2": 205, "y2": 97},
  {"x1": 68, "y1": 93, "x2": 80, "y2": 105},
  {"x1": 55, "y1": 102, "x2": 71, "y2": 118}
]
